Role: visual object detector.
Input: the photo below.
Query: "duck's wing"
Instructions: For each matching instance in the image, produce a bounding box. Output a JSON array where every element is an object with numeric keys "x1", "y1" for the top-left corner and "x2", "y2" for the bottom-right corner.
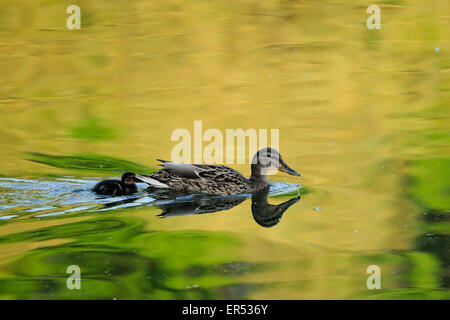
[
  {"x1": 134, "y1": 161, "x2": 213, "y2": 188},
  {"x1": 135, "y1": 160, "x2": 249, "y2": 193},
  {"x1": 156, "y1": 159, "x2": 208, "y2": 179},
  {"x1": 159, "y1": 160, "x2": 247, "y2": 182}
]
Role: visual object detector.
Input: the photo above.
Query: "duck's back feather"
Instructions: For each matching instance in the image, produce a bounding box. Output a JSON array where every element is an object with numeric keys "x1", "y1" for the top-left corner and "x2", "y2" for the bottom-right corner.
[{"x1": 137, "y1": 162, "x2": 253, "y2": 195}]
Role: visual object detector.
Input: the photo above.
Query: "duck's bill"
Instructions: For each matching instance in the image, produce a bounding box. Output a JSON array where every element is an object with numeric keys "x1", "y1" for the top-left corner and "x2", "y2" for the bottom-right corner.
[{"x1": 279, "y1": 162, "x2": 301, "y2": 177}]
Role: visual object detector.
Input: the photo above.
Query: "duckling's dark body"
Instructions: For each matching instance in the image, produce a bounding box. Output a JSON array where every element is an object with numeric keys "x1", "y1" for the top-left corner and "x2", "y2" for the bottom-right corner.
[
  {"x1": 135, "y1": 148, "x2": 300, "y2": 196},
  {"x1": 93, "y1": 172, "x2": 138, "y2": 196}
]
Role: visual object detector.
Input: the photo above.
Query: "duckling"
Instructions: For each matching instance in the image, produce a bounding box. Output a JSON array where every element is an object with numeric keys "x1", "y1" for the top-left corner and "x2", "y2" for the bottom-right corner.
[
  {"x1": 135, "y1": 148, "x2": 300, "y2": 196},
  {"x1": 93, "y1": 172, "x2": 138, "y2": 196}
]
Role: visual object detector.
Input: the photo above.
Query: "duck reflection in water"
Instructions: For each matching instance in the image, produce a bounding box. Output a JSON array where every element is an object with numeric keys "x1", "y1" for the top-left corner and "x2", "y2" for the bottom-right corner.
[
  {"x1": 155, "y1": 187, "x2": 300, "y2": 228},
  {"x1": 251, "y1": 188, "x2": 300, "y2": 227}
]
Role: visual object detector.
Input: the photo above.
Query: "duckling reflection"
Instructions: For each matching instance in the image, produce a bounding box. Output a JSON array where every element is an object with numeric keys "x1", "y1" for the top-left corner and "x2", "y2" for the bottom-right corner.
[
  {"x1": 251, "y1": 188, "x2": 300, "y2": 227},
  {"x1": 155, "y1": 187, "x2": 300, "y2": 227}
]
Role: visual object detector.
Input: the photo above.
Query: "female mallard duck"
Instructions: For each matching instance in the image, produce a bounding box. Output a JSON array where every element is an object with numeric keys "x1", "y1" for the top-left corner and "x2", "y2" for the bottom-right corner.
[
  {"x1": 135, "y1": 148, "x2": 300, "y2": 195},
  {"x1": 93, "y1": 172, "x2": 139, "y2": 196}
]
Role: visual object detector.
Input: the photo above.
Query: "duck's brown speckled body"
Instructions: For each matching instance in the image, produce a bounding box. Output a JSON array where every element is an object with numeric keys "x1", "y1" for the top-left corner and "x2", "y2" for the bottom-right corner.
[{"x1": 135, "y1": 148, "x2": 300, "y2": 196}]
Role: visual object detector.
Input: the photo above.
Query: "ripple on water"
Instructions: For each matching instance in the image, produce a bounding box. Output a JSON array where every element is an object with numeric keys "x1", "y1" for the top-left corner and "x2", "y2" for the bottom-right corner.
[{"x1": 0, "y1": 177, "x2": 302, "y2": 221}]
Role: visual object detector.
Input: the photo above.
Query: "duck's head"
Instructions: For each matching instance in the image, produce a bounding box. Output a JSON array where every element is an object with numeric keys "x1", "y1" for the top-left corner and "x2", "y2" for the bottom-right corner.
[
  {"x1": 251, "y1": 148, "x2": 300, "y2": 177},
  {"x1": 121, "y1": 172, "x2": 138, "y2": 185}
]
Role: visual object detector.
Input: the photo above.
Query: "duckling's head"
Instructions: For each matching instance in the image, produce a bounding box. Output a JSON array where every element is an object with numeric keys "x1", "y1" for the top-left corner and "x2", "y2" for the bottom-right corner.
[
  {"x1": 251, "y1": 148, "x2": 300, "y2": 177},
  {"x1": 121, "y1": 172, "x2": 138, "y2": 185}
]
